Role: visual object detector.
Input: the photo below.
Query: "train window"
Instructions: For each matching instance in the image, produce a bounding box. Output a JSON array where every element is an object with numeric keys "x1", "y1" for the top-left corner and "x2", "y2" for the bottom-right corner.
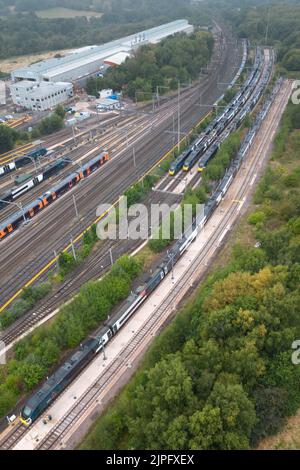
[{"x1": 22, "y1": 406, "x2": 32, "y2": 418}]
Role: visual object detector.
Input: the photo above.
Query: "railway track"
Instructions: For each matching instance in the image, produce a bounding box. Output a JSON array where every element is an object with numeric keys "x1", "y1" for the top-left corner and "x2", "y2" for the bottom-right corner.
[
  {"x1": 1, "y1": 41, "x2": 260, "y2": 341},
  {"x1": 157, "y1": 49, "x2": 273, "y2": 195},
  {"x1": 0, "y1": 49, "x2": 287, "y2": 453},
  {"x1": 34, "y1": 79, "x2": 292, "y2": 452},
  {"x1": 1, "y1": 46, "x2": 268, "y2": 355},
  {"x1": 0, "y1": 27, "x2": 239, "y2": 332},
  {"x1": 0, "y1": 28, "x2": 240, "y2": 323},
  {"x1": 0, "y1": 188, "x2": 181, "y2": 347},
  {"x1": 26, "y1": 80, "x2": 292, "y2": 451},
  {"x1": 0, "y1": 67, "x2": 216, "y2": 219}
]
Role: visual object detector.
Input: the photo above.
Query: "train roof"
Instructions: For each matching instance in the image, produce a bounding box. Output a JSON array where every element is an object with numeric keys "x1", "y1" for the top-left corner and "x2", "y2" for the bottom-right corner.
[
  {"x1": 184, "y1": 148, "x2": 199, "y2": 165},
  {"x1": 46, "y1": 171, "x2": 80, "y2": 194},
  {"x1": 80, "y1": 153, "x2": 105, "y2": 172},
  {"x1": 43, "y1": 158, "x2": 70, "y2": 171},
  {"x1": 0, "y1": 198, "x2": 42, "y2": 230},
  {"x1": 27, "y1": 147, "x2": 47, "y2": 157},
  {"x1": 106, "y1": 291, "x2": 141, "y2": 327},
  {"x1": 93, "y1": 325, "x2": 111, "y2": 343},
  {"x1": 169, "y1": 149, "x2": 191, "y2": 169},
  {"x1": 23, "y1": 339, "x2": 96, "y2": 412}
]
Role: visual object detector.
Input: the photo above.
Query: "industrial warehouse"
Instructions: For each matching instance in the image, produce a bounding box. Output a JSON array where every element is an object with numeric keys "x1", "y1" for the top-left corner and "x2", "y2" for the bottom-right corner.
[{"x1": 9, "y1": 20, "x2": 193, "y2": 111}]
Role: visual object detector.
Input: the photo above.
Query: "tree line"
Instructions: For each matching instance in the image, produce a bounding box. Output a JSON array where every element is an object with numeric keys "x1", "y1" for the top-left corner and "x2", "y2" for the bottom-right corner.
[
  {"x1": 0, "y1": 255, "x2": 141, "y2": 418},
  {"x1": 0, "y1": 105, "x2": 65, "y2": 154},
  {"x1": 221, "y1": 1, "x2": 300, "y2": 73},
  {"x1": 0, "y1": 0, "x2": 211, "y2": 59},
  {"x1": 86, "y1": 31, "x2": 214, "y2": 100},
  {"x1": 80, "y1": 99, "x2": 300, "y2": 450}
]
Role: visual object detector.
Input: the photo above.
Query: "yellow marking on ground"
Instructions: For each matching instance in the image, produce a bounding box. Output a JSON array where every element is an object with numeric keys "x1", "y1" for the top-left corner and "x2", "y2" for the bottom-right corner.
[
  {"x1": 0, "y1": 142, "x2": 33, "y2": 159},
  {"x1": 0, "y1": 143, "x2": 34, "y2": 165},
  {"x1": 0, "y1": 110, "x2": 212, "y2": 313}
]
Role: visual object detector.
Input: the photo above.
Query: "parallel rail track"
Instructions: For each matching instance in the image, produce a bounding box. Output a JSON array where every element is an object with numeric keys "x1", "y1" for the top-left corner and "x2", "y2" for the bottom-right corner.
[
  {"x1": 33, "y1": 79, "x2": 292, "y2": 451},
  {"x1": 0, "y1": 26, "x2": 239, "y2": 310},
  {"x1": 0, "y1": 49, "x2": 284, "y2": 452}
]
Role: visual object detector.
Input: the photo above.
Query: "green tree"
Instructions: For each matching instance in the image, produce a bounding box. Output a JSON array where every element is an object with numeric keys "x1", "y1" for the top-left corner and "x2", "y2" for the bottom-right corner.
[{"x1": 0, "y1": 125, "x2": 18, "y2": 153}]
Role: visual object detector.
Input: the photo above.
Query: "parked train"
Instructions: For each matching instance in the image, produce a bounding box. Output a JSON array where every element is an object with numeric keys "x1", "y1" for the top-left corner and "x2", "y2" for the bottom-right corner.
[
  {"x1": 0, "y1": 147, "x2": 48, "y2": 178},
  {"x1": 169, "y1": 46, "x2": 263, "y2": 177},
  {"x1": 19, "y1": 70, "x2": 280, "y2": 428},
  {"x1": 0, "y1": 152, "x2": 109, "y2": 241},
  {"x1": 19, "y1": 220, "x2": 198, "y2": 426},
  {"x1": 0, "y1": 158, "x2": 71, "y2": 210}
]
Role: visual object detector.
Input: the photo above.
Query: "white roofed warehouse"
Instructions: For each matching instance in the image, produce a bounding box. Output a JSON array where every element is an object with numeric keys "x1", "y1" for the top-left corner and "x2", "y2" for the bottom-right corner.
[{"x1": 11, "y1": 20, "x2": 194, "y2": 84}]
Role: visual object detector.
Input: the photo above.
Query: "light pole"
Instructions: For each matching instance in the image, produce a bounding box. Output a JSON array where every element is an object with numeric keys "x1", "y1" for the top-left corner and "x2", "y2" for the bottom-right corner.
[
  {"x1": 70, "y1": 235, "x2": 77, "y2": 261},
  {"x1": 73, "y1": 194, "x2": 79, "y2": 220},
  {"x1": 109, "y1": 247, "x2": 113, "y2": 266},
  {"x1": 177, "y1": 81, "x2": 181, "y2": 153},
  {"x1": 54, "y1": 250, "x2": 59, "y2": 272},
  {"x1": 169, "y1": 251, "x2": 174, "y2": 281},
  {"x1": 26, "y1": 156, "x2": 38, "y2": 174},
  {"x1": 133, "y1": 147, "x2": 136, "y2": 167},
  {"x1": 135, "y1": 91, "x2": 156, "y2": 112},
  {"x1": 0, "y1": 199, "x2": 27, "y2": 223},
  {"x1": 72, "y1": 125, "x2": 77, "y2": 145},
  {"x1": 156, "y1": 85, "x2": 169, "y2": 107}
]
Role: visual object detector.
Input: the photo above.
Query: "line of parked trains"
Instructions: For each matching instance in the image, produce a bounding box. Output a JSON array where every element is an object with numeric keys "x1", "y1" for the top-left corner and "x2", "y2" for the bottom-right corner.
[
  {"x1": 0, "y1": 152, "x2": 109, "y2": 241},
  {"x1": 0, "y1": 147, "x2": 48, "y2": 178},
  {"x1": 19, "y1": 59, "x2": 277, "y2": 428},
  {"x1": 169, "y1": 45, "x2": 265, "y2": 177},
  {"x1": 0, "y1": 158, "x2": 72, "y2": 210}
]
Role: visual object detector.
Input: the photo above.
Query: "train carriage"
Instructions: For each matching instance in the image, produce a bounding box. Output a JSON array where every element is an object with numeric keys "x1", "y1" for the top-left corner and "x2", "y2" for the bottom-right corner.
[
  {"x1": 107, "y1": 290, "x2": 147, "y2": 335},
  {"x1": 198, "y1": 143, "x2": 220, "y2": 172},
  {"x1": 80, "y1": 152, "x2": 109, "y2": 178},
  {"x1": 20, "y1": 337, "x2": 99, "y2": 426},
  {"x1": 0, "y1": 162, "x2": 16, "y2": 178},
  {"x1": 169, "y1": 149, "x2": 192, "y2": 176},
  {"x1": 47, "y1": 172, "x2": 81, "y2": 200}
]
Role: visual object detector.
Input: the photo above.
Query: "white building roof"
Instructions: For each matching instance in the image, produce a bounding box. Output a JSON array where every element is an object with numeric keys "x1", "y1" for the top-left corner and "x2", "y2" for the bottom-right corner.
[
  {"x1": 104, "y1": 51, "x2": 131, "y2": 66},
  {"x1": 0, "y1": 80, "x2": 5, "y2": 105},
  {"x1": 11, "y1": 20, "x2": 193, "y2": 82},
  {"x1": 44, "y1": 45, "x2": 130, "y2": 80},
  {"x1": 11, "y1": 80, "x2": 72, "y2": 98}
]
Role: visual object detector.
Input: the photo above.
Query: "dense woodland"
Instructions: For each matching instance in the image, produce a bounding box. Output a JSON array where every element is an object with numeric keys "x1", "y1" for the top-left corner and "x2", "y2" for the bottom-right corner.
[
  {"x1": 1, "y1": 0, "x2": 300, "y2": 64},
  {"x1": 220, "y1": 0, "x2": 300, "y2": 73},
  {"x1": 86, "y1": 31, "x2": 214, "y2": 99},
  {"x1": 1, "y1": 0, "x2": 300, "y2": 450},
  {"x1": 0, "y1": 0, "x2": 208, "y2": 59},
  {"x1": 80, "y1": 100, "x2": 300, "y2": 450},
  {"x1": 0, "y1": 255, "x2": 141, "y2": 418}
]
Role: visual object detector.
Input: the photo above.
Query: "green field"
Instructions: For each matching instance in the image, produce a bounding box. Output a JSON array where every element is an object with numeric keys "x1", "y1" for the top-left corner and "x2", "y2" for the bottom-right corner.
[{"x1": 35, "y1": 7, "x2": 103, "y2": 19}]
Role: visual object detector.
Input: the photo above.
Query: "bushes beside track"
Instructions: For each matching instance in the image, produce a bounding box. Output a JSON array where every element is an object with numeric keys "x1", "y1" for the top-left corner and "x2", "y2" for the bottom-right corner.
[
  {"x1": 0, "y1": 225, "x2": 100, "y2": 329},
  {"x1": 79, "y1": 98, "x2": 300, "y2": 451},
  {"x1": 0, "y1": 283, "x2": 52, "y2": 330},
  {"x1": 0, "y1": 255, "x2": 141, "y2": 418},
  {"x1": 86, "y1": 31, "x2": 214, "y2": 100},
  {"x1": 149, "y1": 131, "x2": 243, "y2": 254}
]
